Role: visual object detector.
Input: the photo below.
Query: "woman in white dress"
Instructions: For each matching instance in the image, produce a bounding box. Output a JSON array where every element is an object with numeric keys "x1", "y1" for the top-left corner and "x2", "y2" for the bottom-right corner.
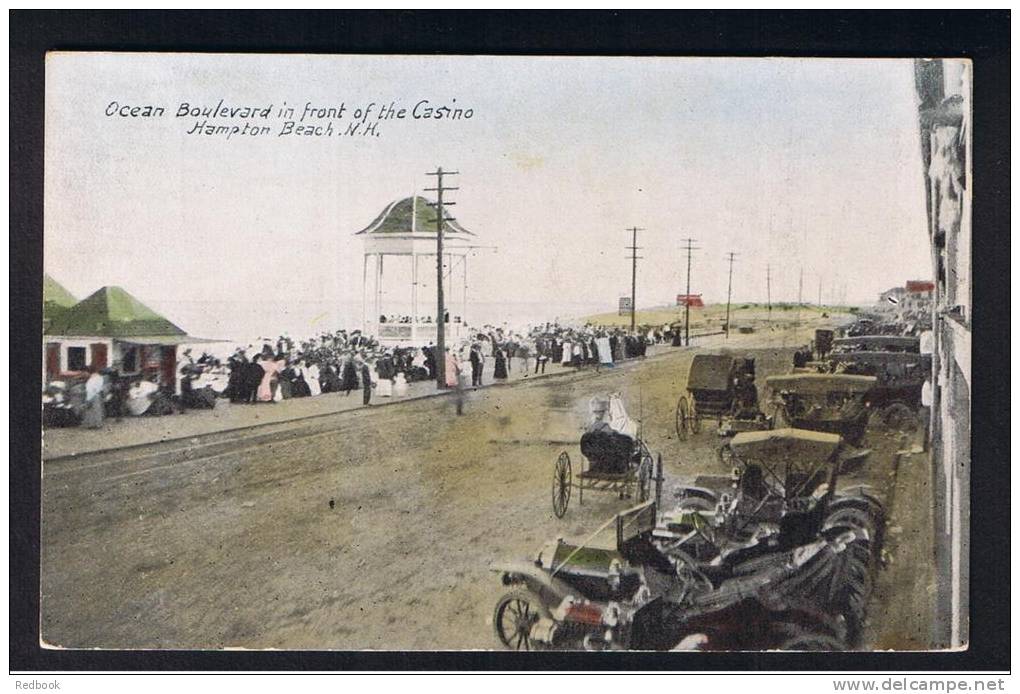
[{"x1": 305, "y1": 361, "x2": 322, "y2": 397}]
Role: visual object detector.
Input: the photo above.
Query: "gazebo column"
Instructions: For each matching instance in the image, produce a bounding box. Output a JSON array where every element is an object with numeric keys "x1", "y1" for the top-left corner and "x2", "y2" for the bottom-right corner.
[
  {"x1": 462, "y1": 253, "x2": 469, "y2": 331},
  {"x1": 361, "y1": 253, "x2": 368, "y2": 333},
  {"x1": 411, "y1": 251, "x2": 418, "y2": 343},
  {"x1": 375, "y1": 253, "x2": 384, "y2": 327}
]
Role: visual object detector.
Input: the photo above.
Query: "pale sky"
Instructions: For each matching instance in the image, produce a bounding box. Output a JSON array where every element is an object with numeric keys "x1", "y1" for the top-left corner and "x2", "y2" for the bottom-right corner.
[{"x1": 45, "y1": 54, "x2": 931, "y2": 339}]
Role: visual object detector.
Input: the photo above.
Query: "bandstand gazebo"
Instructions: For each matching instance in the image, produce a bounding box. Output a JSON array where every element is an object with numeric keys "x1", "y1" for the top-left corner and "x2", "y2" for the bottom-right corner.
[{"x1": 356, "y1": 195, "x2": 476, "y2": 346}]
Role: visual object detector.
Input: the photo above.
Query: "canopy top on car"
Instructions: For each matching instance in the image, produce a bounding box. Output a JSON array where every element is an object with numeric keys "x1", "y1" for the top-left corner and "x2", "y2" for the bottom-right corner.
[
  {"x1": 765, "y1": 373, "x2": 877, "y2": 395},
  {"x1": 729, "y1": 428, "x2": 843, "y2": 463}
]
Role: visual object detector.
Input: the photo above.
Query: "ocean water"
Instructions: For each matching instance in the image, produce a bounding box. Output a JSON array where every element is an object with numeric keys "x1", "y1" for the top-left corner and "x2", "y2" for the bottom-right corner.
[{"x1": 150, "y1": 299, "x2": 612, "y2": 347}]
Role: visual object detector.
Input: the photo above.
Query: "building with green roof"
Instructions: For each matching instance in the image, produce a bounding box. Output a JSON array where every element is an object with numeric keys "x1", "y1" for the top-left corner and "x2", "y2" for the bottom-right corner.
[
  {"x1": 42, "y1": 274, "x2": 77, "y2": 332},
  {"x1": 44, "y1": 286, "x2": 198, "y2": 390}
]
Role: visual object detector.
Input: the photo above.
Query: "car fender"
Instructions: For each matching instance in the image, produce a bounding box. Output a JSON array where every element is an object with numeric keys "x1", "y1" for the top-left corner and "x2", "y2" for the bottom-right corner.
[{"x1": 490, "y1": 561, "x2": 576, "y2": 607}]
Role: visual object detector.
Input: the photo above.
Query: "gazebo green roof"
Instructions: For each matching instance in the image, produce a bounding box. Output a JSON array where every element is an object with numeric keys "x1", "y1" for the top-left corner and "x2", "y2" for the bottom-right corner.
[
  {"x1": 47, "y1": 286, "x2": 186, "y2": 338},
  {"x1": 355, "y1": 195, "x2": 474, "y2": 236}
]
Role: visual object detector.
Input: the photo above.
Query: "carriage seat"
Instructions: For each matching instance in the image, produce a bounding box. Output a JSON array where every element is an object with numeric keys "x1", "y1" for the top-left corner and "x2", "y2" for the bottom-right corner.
[{"x1": 581, "y1": 430, "x2": 635, "y2": 475}]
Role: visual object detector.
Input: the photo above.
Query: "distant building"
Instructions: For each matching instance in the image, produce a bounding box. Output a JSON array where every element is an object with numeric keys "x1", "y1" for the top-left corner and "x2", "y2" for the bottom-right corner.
[
  {"x1": 902, "y1": 280, "x2": 935, "y2": 314},
  {"x1": 915, "y1": 58, "x2": 971, "y2": 650},
  {"x1": 43, "y1": 285, "x2": 203, "y2": 393},
  {"x1": 676, "y1": 294, "x2": 705, "y2": 308},
  {"x1": 878, "y1": 286, "x2": 907, "y2": 305},
  {"x1": 43, "y1": 274, "x2": 77, "y2": 333}
]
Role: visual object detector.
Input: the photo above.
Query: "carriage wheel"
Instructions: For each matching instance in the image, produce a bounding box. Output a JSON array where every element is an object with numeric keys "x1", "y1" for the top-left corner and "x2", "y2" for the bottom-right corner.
[
  {"x1": 675, "y1": 397, "x2": 691, "y2": 441},
  {"x1": 770, "y1": 403, "x2": 789, "y2": 430},
  {"x1": 552, "y1": 452, "x2": 572, "y2": 518},
  {"x1": 689, "y1": 399, "x2": 702, "y2": 434},
  {"x1": 881, "y1": 403, "x2": 918, "y2": 433},
  {"x1": 493, "y1": 590, "x2": 548, "y2": 651},
  {"x1": 717, "y1": 442, "x2": 736, "y2": 468},
  {"x1": 654, "y1": 454, "x2": 664, "y2": 508},
  {"x1": 637, "y1": 455, "x2": 653, "y2": 503},
  {"x1": 776, "y1": 626, "x2": 846, "y2": 652}
]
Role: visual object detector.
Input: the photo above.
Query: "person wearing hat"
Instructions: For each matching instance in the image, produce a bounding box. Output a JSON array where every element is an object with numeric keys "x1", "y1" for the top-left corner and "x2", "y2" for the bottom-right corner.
[
  {"x1": 444, "y1": 347, "x2": 461, "y2": 389},
  {"x1": 376, "y1": 350, "x2": 394, "y2": 397},
  {"x1": 340, "y1": 353, "x2": 359, "y2": 396},
  {"x1": 358, "y1": 356, "x2": 373, "y2": 406},
  {"x1": 469, "y1": 342, "x2": 484, "y2": 388}
]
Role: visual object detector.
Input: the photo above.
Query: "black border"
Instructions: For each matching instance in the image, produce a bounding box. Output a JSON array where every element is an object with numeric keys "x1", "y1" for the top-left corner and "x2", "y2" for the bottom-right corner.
[{"x1": 10, "y1": 10, "x2": 1010, "y2": 672}]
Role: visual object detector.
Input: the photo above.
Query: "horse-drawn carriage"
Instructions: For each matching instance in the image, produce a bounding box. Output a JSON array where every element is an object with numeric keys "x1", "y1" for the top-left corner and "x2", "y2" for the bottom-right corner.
[
  {"x1": 765, "y1": 373, "x2": 876, "y2": 446},
  {"x1": 675, "y1": 354, "x2": 763, "y2": 440},
  {"x1": 552, "y1": 394, "x2": 663, "y2": 518}
]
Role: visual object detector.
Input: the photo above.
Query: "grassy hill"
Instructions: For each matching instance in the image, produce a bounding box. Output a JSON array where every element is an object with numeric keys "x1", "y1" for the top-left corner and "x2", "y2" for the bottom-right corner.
[{"x1": 581, "y1": 302, "x2": 857, "y2": 330}]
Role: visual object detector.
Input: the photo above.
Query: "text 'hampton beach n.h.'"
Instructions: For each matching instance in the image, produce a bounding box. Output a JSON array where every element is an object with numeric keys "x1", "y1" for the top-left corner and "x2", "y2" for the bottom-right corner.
[{"x1": 104, "y1": 99, "x2": 476, "y2": 139}]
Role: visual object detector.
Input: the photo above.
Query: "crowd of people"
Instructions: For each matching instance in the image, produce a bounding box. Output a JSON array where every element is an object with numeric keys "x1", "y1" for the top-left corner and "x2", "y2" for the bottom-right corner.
[{"x1": 43, "y1": 321, "x2": 674, "y2": 430}]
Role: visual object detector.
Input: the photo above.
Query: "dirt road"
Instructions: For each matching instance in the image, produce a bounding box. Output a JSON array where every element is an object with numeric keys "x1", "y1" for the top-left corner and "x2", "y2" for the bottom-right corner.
[{"x1": 40, "y1": 332, "x2": 920, "y2": 650}]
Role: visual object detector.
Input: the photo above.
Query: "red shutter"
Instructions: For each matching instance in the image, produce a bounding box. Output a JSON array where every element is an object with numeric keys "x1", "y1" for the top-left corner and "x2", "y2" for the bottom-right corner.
[
  {"x1": 161, "y1": 347, "x2": 177, "y2": 390},
  {"x1": 45, "y1": 343, "x2": 60, "y2": 379},
  {"x1": 90, "y1": 343, "x2": 108, "y2": 370}
]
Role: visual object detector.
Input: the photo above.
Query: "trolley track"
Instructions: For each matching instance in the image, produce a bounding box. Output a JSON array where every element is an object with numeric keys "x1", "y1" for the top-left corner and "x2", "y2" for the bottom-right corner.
[{"x1": 40, "y1": 336, "x2": 914, "y2": 650}]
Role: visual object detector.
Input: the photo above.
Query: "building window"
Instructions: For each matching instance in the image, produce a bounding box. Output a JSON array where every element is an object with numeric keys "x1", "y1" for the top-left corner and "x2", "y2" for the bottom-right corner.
[
  {"x1": 122, "y1": 347, "x2": 138, "y2": 373},
  {"x1": 67, "y1": 346, "x2": 87, "y2": 371}
]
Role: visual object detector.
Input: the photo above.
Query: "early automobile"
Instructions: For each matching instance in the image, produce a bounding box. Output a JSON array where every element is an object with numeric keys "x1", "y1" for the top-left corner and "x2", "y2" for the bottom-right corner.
[
  {"x1": 832, "y1": 335, "x2": 921, "y2": 354},
  {"x1": 668, "y1": 429, "x2": 880, "y2": 546},
  {"x1": 675, "y1": 353, "x2": 763, "y2": 440},
  {"x1": 491, "y1": 497, "x2": 876, "y2": 651},
  {"x1": 552, "y1": 393, "x2": 662, "y2": 518},
  {"x1": 765, "y1": 373, "x2": 877, "y2": 445},
  {"x1": 661, "y1": 428, "x2": 883, "y2": 641},
  {"x1": 820, "y1": 350, "x2": 931, "y2": 431}
]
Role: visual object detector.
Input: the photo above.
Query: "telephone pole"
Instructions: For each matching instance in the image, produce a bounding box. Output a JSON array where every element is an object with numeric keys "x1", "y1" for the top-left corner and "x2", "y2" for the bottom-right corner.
[
  {"x1": 818, "y1": 275, "x2": 822, "y2": 308},
  {"x1": 681, "y1": 238, "x2": 699, "y2": 346},
  {"x1": 766, "y1": 263, "x2": 772, "y2": 324},
  {"x1": 424, "y1": 166, "x2": 458, "y2": 390},
  {"x1": 724, "y1": 252, "x2": 737, "y2": 339},
  {"x1": 625, "y1": 227, "x2": 644, "y2": 332}
]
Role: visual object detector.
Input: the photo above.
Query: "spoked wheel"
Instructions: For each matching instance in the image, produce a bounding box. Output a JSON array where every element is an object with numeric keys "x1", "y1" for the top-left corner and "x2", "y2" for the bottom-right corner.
[
  {"x1": 552, "y1": 451, "x2": 572, "y2": 518},
  {"x1": 881, "y1": 403, "x2": 918, "y2": 433},
  {"x1": 776, "y1": 626, "x2": 846, "y2": 652},
  {"x1": 717, "y1": 442, "x2": 736, "y2": 468},
  {"x1": 770, "y1": 403, "x2": 789, "y2": 429},
  {"x1": 675, "y1": 396, "x2": 691, "y2": 441},
  {"x1": 493, "y1": 590, "x2": 548, "y2": 651},
  {"x1": 637, "y1": 452, "x2": 653, "y2": 503},
  {"x1": 689, "y1": 399, "x2": 702, "y2": 434}
]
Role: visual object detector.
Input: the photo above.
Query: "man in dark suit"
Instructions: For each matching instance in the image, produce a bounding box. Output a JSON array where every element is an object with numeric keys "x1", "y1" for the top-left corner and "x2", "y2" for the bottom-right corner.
[
  {"x1": 359, "y1": 358, "x2": 373, "y2": 406},
  {"x1": 423, "y1": 345, "x2": 436, "y2": 381},
  {"x1": 469, "y1": 343, "x2": 484, "y2": 387}
]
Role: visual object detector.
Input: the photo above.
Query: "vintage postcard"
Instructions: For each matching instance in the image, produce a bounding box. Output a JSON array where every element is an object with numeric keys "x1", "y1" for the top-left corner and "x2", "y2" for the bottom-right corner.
[{"x1": 40, "y1": 53, "x2": 970, "y2": 652}]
